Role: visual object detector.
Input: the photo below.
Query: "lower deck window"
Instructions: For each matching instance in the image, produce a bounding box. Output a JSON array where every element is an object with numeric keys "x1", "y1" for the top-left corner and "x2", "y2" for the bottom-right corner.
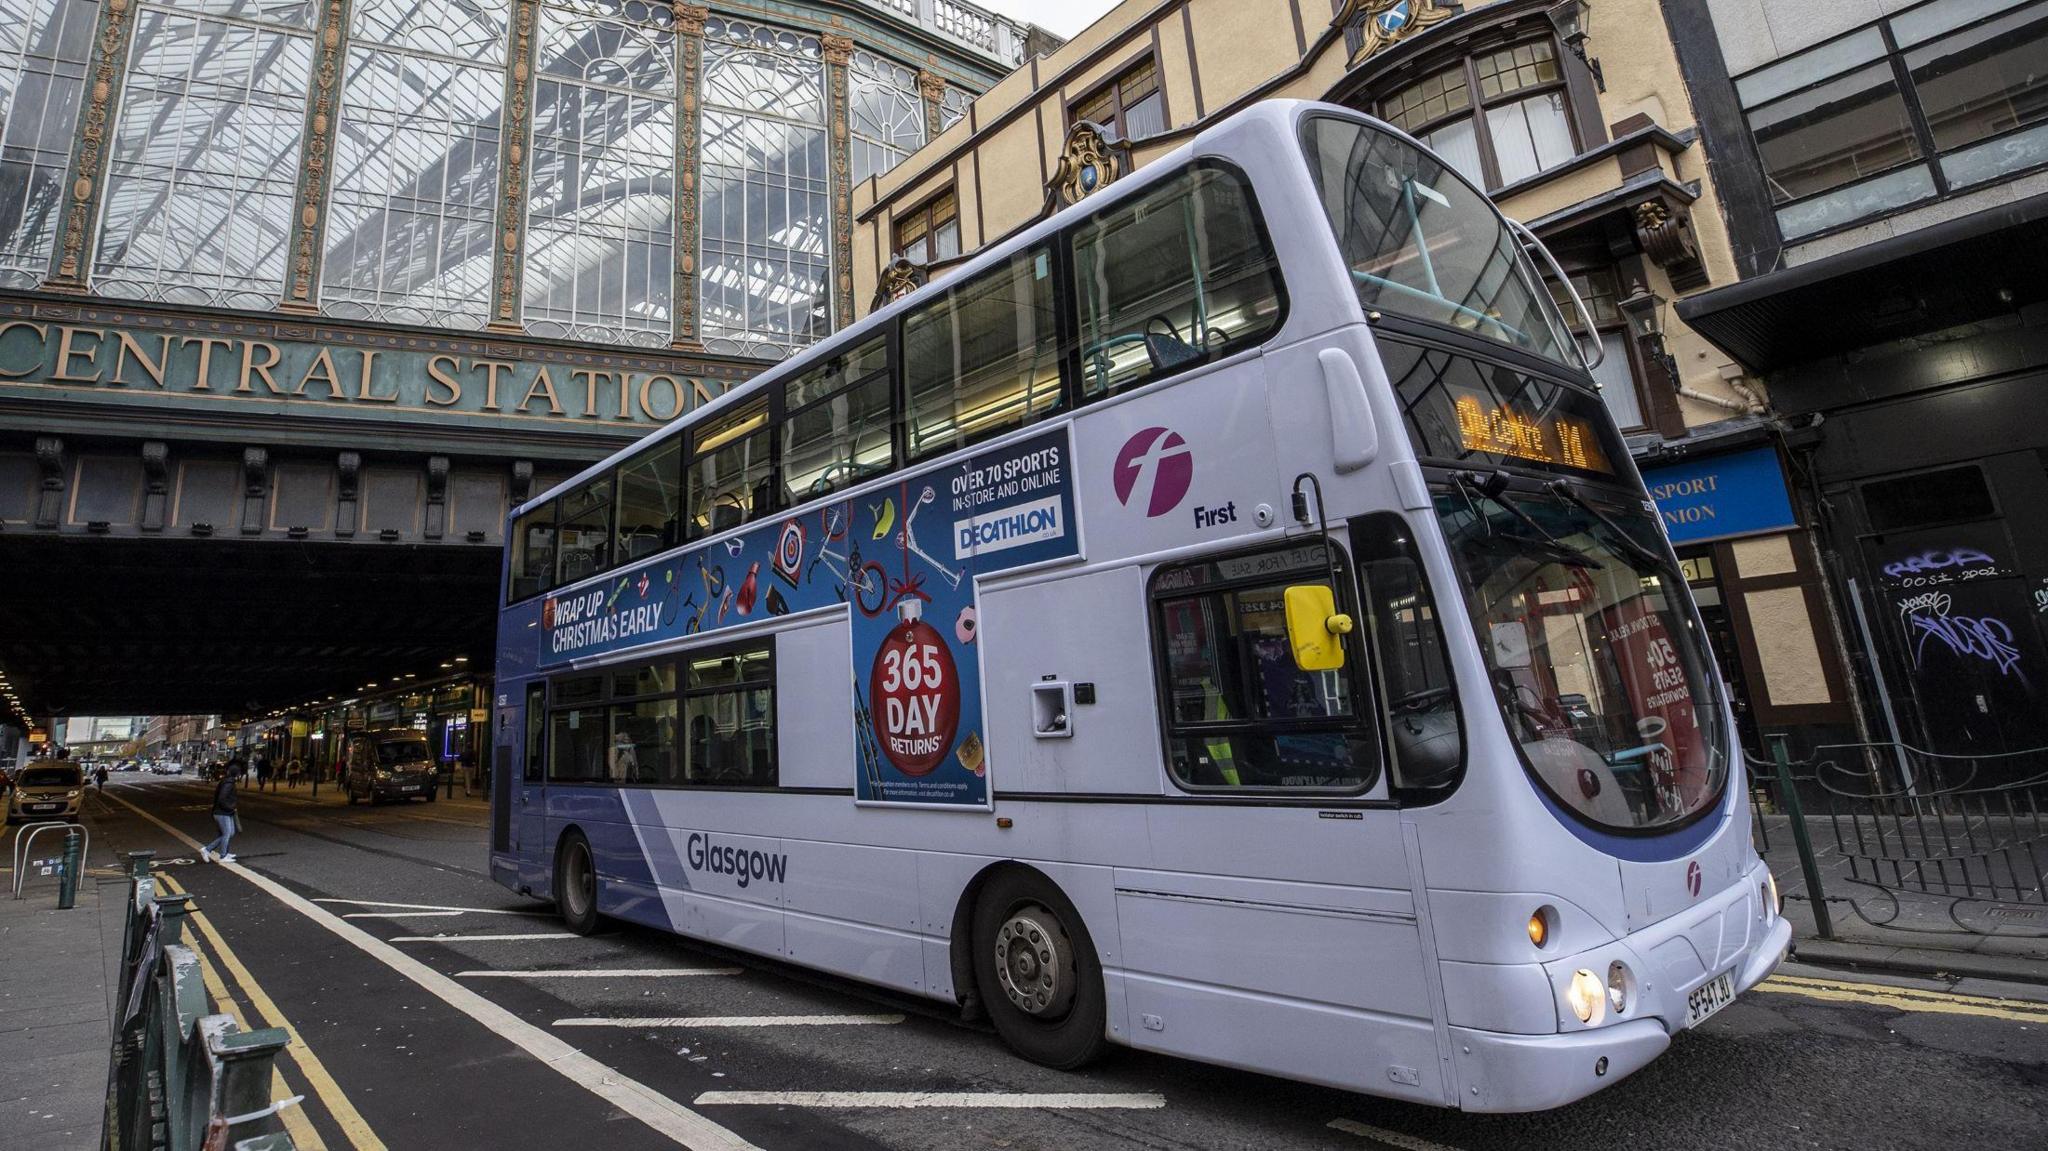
[
  {"x1": 541, "y1": 641, "x2": 775, "y2": 788},
  {"x1": 1151, "y1": 546, "x2": 1377, "y2": 791}
]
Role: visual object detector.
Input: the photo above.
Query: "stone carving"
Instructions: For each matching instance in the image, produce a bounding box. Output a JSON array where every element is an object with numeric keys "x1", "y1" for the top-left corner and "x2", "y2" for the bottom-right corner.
[
  {"x1": 1633, "y1": 200, "x2": 1708, "y2": 291},
  {"x1": 1047, "y1": 120, "x2": 1131, "y2": 210},
  {"x1": 824, "y1": 33, "x2": 856, "y2": 331},
  {"x1": 493, "y1": 0, "x2": 541, "y2": 328},
  {"x1": 871, "y1": 256, "x2": 927, "y2": 311},
  {"x1": 51, "y1": 0, "x2": 140, "y2": 287},
  {"x1": 286, "y1": 0, "x2": 352, "y2": 308}
]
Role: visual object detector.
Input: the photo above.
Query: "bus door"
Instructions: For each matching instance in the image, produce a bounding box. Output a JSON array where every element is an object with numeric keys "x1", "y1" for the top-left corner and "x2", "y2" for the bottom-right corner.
[{"x1": 516, "y1": 681, "x2": 550, "y2": 890}]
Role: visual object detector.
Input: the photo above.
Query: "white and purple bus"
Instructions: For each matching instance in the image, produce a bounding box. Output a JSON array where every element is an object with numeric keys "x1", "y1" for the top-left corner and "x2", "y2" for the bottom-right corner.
[{"x1": 488, "y1": 100, "x2": 1789, "y2": 1112}]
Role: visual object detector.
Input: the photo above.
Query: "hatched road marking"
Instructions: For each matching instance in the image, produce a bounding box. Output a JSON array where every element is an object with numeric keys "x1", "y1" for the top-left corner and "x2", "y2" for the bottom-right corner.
[
  {"x1": 694, "y1": 1091, "x2": 1165, "y2": 1109},
  {"x1": 109, "y1": 790, "x2": 766, "y2": 1151},
  {"x1": 1328, "y1": 1119, "x2": 1468, "y2": 1150},
  {"x1": 314, "y1": 898, "x2": 547, "y2": 915},
  {"x1": 1758, "y1": 973, "x2": 2048, "y2": 1023},
  {"x1": 390, "y1": 932, "x2": 579, "y2": 942},
  {"x1": 556, "y1": 1014, "x2": 905, "y2": 1028},
  {"x1": 459, "y1": 968, "x2": 743, "y2": 978}
]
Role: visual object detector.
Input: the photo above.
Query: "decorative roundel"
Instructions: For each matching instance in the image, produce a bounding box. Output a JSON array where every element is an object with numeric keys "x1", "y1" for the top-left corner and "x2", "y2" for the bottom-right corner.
[
  {"x1": 776, "y1": 519, "x2": 805, "y2": 582},
  {"x1": 955, "y1": 605, "x2": 978, "y2": 645},
  {"x1": 870, "y1": 606, "x2": 961, "y2": 776}
]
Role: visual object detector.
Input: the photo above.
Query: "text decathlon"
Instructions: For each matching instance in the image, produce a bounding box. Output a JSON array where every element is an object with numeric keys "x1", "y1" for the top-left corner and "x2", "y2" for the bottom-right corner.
[
  {"x1": 686, "y1": 833, "x2": 788, "y2": 888},
  {"x1": 954, "y1": 495, "x2": 1063, "y2": 558}
]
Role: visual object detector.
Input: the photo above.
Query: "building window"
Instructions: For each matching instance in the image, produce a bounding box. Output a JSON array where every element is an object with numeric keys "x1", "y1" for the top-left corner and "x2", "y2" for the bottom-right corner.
[
  {"x1": 1072, "y1": 56, "x2": 1164, "y2": 141},
  {"x1": 893, "y1": 188, "x2": 959, "y2": 263},
  {"x1": 699, "y1": 18, "x2": 829, "y2": 361},
  {"x1": 95, "y1": 1, "x2": 316, "y2": 307},
  {"x1": 849, "y1": 49, "x2": 923, "y2": 186},
  {"x1": 322, "y1": 0, "x2": 508, "y2": 328},
  {"x1": 0, "y1": 0, "x2": 96, "y2": 288},
  {"x1": 1378, "y1": 38, "x2": 1575, "y2": 190},
  {"x1": 521, "y1": 0, "x2": 676, "y2": 348},
  {"x1": 938, "y1": 84, "x2": 971, "y2": 132},
  {"x1": 1548, "y1": 266, "x2": 1646, "y2": 429},
  {"x1": 1737, "y1": 0, "x2": 2048, "y2": 242}
]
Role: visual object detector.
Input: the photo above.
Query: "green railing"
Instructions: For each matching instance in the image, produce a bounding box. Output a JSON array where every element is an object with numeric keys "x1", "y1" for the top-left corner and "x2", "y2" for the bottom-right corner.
[{"x1": 105, "y1": 851, "x2": 297, "y2": 1151}]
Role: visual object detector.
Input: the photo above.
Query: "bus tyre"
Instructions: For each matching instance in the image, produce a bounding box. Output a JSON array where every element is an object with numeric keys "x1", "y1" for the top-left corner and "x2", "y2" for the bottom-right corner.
[
  {"x1": 971, "y1": 870, "x2": 1107, "y2": 1070},
  {"x1": 556, "y1": 832, "x2": 602, "y2": 936}
]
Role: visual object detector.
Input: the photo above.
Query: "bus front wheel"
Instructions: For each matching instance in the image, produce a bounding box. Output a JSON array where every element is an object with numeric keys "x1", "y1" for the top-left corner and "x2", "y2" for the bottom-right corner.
[
  {"x1": 556, "y1": 832, "x2": 601, "y2": 936},
  {"x1": 970, "y1": 870, "x2": 1107, "y2": 1070}
]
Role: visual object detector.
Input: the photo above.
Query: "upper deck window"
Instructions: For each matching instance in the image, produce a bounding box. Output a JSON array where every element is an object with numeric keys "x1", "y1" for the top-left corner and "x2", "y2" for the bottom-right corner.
[
  {"x1": 690, "y1": 399, "x2": 775, "y2": 536},
  {"x1": 555, "y1": 475, "x2": 613, "y2": 586},
  {"x1": 902, "y1": 245, "x2": 1063, "y2": 462},
  {"x1": 783, "y1": 336, "x2": 892, "y2": 499},
  {"x1": 1300, "y1": 115, "x2": 1573, "y2": 366},
  {"x1": 615, "y1": 438, "x2": 683, "y2": 564},
  {"x1": 1069, "y1": 164, "x2": 1285, "y2": 400}
]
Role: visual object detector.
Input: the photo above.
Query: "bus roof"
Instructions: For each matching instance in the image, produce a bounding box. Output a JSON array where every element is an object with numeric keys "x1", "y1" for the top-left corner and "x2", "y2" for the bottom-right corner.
[{"x1": 513, "y1": 99, "x2": 1349, "y2": 519}]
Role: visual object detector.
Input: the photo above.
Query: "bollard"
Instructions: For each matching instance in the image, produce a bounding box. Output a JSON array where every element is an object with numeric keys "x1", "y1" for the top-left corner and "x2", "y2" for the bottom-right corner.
[
  {"x1": 57, "y1": 827, "x2": 82, "y2": 909},
  {"x1": 1769, "y1": 733, "x2": 1833, "y2": 940}
]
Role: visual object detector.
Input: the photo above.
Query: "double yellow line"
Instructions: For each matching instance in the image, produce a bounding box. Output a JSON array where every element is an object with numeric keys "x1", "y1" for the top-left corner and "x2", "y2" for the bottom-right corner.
[
  {"x1": 156, "y1": 872, "x2": 387, "y2": 1151},
  {"x1": 1759, "y1": 972, "x2": 2048, "y2": 1024}
]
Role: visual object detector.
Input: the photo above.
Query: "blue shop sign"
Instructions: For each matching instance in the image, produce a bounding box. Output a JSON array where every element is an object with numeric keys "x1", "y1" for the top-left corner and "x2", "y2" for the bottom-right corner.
[{"x1": 1640, "y1": 445, "x2": 1796, "y2": 545}]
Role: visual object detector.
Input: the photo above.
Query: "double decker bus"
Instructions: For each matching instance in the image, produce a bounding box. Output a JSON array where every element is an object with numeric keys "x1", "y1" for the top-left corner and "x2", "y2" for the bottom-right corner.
[{"x1": 488, "y1": 100, "x2": 1789, "y2": 1112}]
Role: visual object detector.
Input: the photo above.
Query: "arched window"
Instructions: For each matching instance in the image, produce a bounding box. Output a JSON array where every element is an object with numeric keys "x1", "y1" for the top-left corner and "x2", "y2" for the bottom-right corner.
[
  {"x1": 939, "y1": 84, "x2": 971, "y2": 132},
  {"x1": 849, "y1": 49, "x2": 923, "y2": 185},
  {"x1": 94, "y1": 0, "x2": 317, "y2": 307},
  {"x1": 522, "y1": 0, "x2": 677, "y2": 348},
  {"x1": 322, "y1": 0, "x2": 510, "y2": 328},
  {"x1": 1377, "y1": 38, "x2": 1577, "y2": 191},
  {"x1": 0, "y1": 0, "x2": 97, "y2": 288},
  {"x1": 698, "y1": 17, "x2": 828, "y2": 361}
]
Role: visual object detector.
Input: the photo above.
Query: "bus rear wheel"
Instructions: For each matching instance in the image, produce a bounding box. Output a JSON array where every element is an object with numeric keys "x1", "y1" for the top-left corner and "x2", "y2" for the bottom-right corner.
[
  {"x1": 970, "y1": 870, "x2": 1107, "y2": 1070},
  {"x1": 555, "y1": 832, "x2": 601, "y2": 936}
]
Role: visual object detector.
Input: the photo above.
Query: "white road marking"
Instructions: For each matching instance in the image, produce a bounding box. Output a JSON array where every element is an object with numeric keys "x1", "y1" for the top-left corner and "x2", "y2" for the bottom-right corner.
[
  {"x1": 313, "y1": 898, "x2": 546, "y2": 915},
  {"x1": 342, "y1": 911, "x2": 465, "y2": 919},
  {"x1": 555, "y1": 1015, "x2": 905, "y2": 1028},
  {"x1": 105, "y1": 791, "x2": 764, "y2": 1151},
  {"x1": 457, "y1": 969, "x2": 742, "y2": 979},
  {"x1": 1328, "y1": 1118, "x2": 1468, "y2": 1151},
  {"x1": 694, "y1": 1091, "x2": 1165, "y2": 1109},
  {"x1": 390, "y1": 932, "x2": 578, "y2": 942}
]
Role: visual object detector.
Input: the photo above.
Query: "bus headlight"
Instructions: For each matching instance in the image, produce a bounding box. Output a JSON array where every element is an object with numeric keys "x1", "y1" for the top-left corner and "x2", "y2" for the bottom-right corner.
[
  {"x1": 1568, "y1": 968, "x2": 1604, "y2": 1024},
  {"x1": 1606, "y1": 961, "x2": 1630, "y2": 1015},
  {"x1": 1763, "y1": 873, "x2": 1780, "y2": 919}
]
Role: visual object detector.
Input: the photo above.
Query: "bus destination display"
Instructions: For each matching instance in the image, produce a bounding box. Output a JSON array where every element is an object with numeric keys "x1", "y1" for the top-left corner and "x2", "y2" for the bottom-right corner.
[{"x1": 1452, "y1": 393, "x2": 1613, "y2": 475}]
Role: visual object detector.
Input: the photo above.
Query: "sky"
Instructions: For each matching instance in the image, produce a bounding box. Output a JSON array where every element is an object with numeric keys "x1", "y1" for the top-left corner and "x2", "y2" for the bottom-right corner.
[{"x1": 980, "y1": 0, "x2": 1120, "y2": 38}]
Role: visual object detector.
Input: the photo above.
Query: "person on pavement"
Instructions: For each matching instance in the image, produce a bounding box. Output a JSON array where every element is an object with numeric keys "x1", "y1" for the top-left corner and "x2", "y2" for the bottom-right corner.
[
  {"x1": 202, "y1": 760, "x2": 240, "y2": 864},
  {"x1": 254, "y1": 749, "x2": 274, "y2": 792}
]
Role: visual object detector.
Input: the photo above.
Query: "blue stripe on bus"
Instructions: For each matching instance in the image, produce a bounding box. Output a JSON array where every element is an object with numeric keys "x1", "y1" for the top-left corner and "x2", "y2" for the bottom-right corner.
[{"x1": 1528, "y1": 776, "x2": 1731, "y2": 862}]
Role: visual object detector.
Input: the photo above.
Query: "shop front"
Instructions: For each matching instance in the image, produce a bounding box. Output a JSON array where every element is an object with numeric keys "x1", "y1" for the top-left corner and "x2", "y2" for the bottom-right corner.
[{"x1": 1638, "y1": 438, "x2": 1857, "y2": 758}]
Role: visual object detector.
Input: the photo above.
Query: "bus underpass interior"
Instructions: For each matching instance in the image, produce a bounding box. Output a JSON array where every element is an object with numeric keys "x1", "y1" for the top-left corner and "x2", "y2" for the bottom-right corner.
[{"x1": 0, "y1": 533, "x2": 499, "y2": 769}]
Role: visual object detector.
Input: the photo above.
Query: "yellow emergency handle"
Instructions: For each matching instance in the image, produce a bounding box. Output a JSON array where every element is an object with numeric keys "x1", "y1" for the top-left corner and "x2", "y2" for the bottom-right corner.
[{"x1": 1283, "y1": 585, "x2": 1352, "y2": 671}]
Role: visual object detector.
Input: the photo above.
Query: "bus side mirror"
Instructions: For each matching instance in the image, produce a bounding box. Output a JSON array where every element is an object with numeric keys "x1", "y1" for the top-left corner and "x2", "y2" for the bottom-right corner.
[{"x1": 1284, "y1": 585, "x2": 1352, "y2": 671}]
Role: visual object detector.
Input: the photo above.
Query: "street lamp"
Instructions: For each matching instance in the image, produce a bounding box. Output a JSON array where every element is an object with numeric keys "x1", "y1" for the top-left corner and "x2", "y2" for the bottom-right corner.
[
  {"x1": 1546, "y1": 0, "x2": 1605, "y2": 91},
  {"x1": 1619, "y1": 279, "x2": 1679, "y2": 383}
]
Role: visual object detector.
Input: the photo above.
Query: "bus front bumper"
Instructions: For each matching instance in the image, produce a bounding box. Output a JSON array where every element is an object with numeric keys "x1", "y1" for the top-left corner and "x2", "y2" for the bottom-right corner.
[{"x1": 1448, "y1": 864, "x2": 1792, "y2": 1112}]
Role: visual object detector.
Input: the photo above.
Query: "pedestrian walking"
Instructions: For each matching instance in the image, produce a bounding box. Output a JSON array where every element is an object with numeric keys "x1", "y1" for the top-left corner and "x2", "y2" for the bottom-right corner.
[
  {"x1": 254, "y1": 749, "x2": 274, "y2": 792},
  {"x1": 285, "y1": 757, "x2": 304, "y2": 788},
  {"x1": 201, "y1": 762, "x2": 239, "y2": 864},
  {"x1": 94, "y1": 764, "x2": 108, "y2": 792}
]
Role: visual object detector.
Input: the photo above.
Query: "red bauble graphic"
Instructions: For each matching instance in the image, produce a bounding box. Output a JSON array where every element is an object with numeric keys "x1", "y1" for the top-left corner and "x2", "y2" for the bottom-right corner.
[{"x1": 869, "y1": 600, "x2": 960, "y2": 776}]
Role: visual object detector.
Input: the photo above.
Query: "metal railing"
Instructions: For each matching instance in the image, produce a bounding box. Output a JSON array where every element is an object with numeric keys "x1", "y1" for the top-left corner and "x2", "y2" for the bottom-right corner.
[
  {"x1": 12, "y1": 820, "x2": 87, "y2": 898},
  {"x1": 106, "y1": 851, "x2": 299, "y2": 1151},
  {"x1": 1749, "y1": 735, "x2": 2048, "y2": 937}
]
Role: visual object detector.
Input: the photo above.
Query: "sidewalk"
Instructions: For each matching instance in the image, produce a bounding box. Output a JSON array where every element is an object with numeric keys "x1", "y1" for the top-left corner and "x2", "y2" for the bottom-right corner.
[
  {"x1": 1758, "y1": 813, "x2": 2048, "y2": 985},
  {"x1": 0, "y1": 831, "x2": 127, "y2": 1151}
]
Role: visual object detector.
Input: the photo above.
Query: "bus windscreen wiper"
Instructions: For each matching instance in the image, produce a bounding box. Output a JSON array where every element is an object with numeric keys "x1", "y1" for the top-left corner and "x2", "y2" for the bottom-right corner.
[
  {"x1": 1546, "y1": 480, "x2": 1667, "y2": 570},
  {"x1": 1452, "y1": 470, "x2": 1599, "y2": 569}
]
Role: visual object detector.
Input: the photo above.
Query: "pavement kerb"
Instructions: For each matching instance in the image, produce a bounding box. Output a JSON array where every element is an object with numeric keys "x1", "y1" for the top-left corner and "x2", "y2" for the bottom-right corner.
[{"x1": 1792, "y1": 938, "x2": 2048, "y2": 987}]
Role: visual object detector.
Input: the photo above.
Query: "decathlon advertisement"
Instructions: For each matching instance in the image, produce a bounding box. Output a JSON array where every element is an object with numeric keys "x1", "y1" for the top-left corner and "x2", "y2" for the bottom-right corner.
[
  {"x1": 852, "y1": 428, "x2": 1077, "y2": 806},
  {"x1": 539, "y1": 426, "x2": 1078, "y2": 807}
]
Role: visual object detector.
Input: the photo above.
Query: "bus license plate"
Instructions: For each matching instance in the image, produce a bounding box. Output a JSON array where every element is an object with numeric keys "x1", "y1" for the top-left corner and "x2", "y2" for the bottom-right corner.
[{"x1": 1686, "y1": 970, "x2": 1736, "y2": 1027}]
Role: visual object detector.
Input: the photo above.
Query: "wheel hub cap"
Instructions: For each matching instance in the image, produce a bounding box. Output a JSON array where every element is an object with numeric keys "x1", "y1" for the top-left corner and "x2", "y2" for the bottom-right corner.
[{"x1": 994, "y1": 908, "x2": 1073, "y2": 1018}]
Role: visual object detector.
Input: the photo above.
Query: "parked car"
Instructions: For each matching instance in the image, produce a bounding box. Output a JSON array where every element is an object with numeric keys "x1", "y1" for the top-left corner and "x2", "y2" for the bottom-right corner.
[
  {"x1": 7, "y1": 763, "x2": 84, "y2": 823},
  {"x1": 342, "y1": 730, "x2": 438, "y2": 805}
]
